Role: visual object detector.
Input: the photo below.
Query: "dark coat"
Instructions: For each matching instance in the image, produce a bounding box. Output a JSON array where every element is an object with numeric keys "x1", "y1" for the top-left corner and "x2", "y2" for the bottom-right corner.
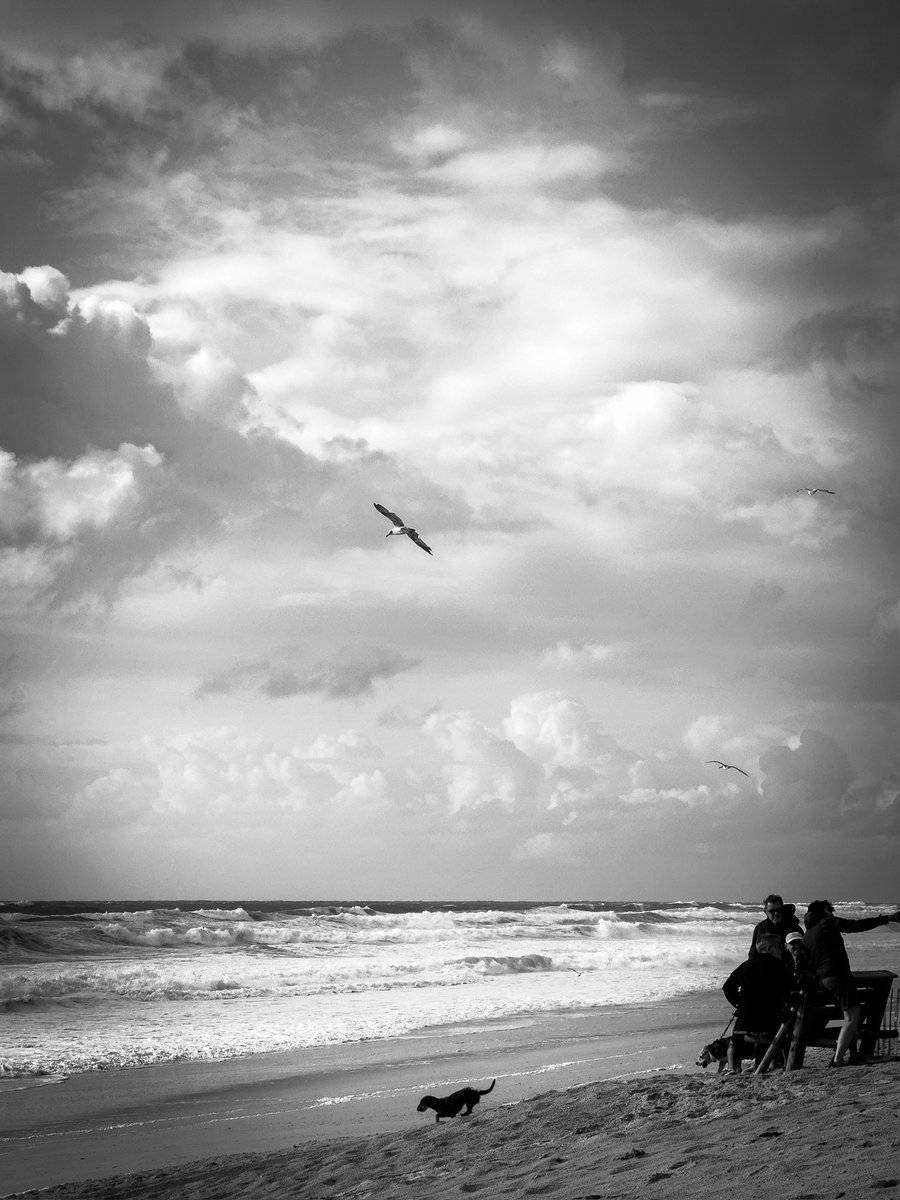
[
  {"x1": 803, "y1": 914, "x2": 887, "y2": 982},
  {"x1": 723, "y1": 954, "x2": 790, "y2": 1032},
  {"x1": 748, "y1": 903, "x2": 802, "y2": 961}
]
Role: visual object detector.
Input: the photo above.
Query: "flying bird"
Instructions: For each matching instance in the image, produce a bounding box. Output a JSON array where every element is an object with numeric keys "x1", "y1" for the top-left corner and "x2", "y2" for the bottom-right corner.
[
  {"x1": 706, "y1": 760, "x2": 749, "y2": 776},
  {"x1": 795, "y1": 488, "x2": 835, "y2": 496},
  {"x1": 373, "y1": 502, "x2": 433, "y2": 554}
]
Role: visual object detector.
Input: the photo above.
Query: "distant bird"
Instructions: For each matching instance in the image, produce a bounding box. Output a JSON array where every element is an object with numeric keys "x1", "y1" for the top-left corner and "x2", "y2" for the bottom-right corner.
[
  {"x1": 373, "y1": 502, "x2": 433, "y2": 554},
  {"x1": 706, "y1": 760, "x2": 749, "y2": 777},
  {"x1": 795, "y1": 488, "x2": 834, "y2": 496}
]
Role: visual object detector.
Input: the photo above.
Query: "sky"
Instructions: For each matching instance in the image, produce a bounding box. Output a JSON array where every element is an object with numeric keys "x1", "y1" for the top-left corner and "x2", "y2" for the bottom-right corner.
[{"x1": 1, "y1": 0, "x2": 899, "y2": 902}]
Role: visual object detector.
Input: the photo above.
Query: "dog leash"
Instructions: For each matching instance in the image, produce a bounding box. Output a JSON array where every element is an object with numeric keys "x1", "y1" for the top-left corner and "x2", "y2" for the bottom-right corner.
[{"x1": 719, "y1": 1011, "x2": 737, "y2": 1039}]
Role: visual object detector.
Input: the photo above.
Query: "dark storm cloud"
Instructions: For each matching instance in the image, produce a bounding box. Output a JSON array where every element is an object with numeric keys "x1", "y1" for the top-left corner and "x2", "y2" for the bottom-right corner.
[{"x1": 781, "y1": 303, "x2": 900, "y2": 372}]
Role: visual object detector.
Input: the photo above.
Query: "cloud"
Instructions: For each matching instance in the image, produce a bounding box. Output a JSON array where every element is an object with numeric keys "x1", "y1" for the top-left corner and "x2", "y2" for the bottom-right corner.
[
  {"x1": 1, "y1": 266, "x2": 173, "y2": 459},
  {"x1": 423, "y1": 142, "x2": 622, "y2": 191},
  {"x1": 423, "y1": 707, "x2": 543, "y2": 814},
  {"x1": 1, "y1": 443, "x2": 163, "y2": 540},
  {"x1": 512, "y1": 831, "x2": 578, "y2": 863},
  {"x1": 305, "y1": 730, "x2": 384, "y2": 761},
  {"x1": 543, "y1": 641, "x2": 630, "y2": 673},
  {"x1": 62, "y1": 724, "x2": 408, "y2": 832},
  {"x1": 781, "y1": 303, "x2": 900, "y2": 371},
  {"x1": 0, "y1": 266, "x2": 415, "y2": 609},
  {"x1": 2, "y1": 8, "x2": 900, "y2": 897},
  {"x1": 196, "y1": 645, "x2": 420, "y2": 701},
  {"x1": 393, "y1": 122, "x2": 472, "y2": 161},
  {"x1": 0, "y1": 441, "x2": 215, "y2": 610},
  {"x1": 503, "y1": 693, "x2": 625, "y2": 772},
  {"x1": 3, "y1": 44, "x2": 175, "y2": 119},
  {"x1": 758, "y1": 729, "x2": 855, "y2": 828},
  {"x1": 4, "y1": 689, "x2": 899, "y2": 897}
]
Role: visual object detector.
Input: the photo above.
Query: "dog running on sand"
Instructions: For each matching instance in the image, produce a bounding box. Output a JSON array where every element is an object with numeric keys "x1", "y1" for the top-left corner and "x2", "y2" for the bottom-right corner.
[
  {"x1": 416, "y1": 1079, "x2": 496, "y2": 1123},
  {"x1": 696, "y1": 1038, "x2": 730, "y2": 1073}
]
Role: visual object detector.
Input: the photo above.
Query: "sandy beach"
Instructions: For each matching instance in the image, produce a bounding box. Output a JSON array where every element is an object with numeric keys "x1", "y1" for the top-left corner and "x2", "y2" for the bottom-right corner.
[
  {"x1": 4, "y1": 990, "x2": 899, "y2": 1199},
  {"x1": 5, "y1": 1054, "x2": 900, "y2": 1200}
]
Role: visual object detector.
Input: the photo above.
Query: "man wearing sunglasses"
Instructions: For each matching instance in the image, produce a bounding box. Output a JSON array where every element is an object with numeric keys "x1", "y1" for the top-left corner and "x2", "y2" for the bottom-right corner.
[{"x1": 748, "y1": 894, "x2": 803, "y2": 962}]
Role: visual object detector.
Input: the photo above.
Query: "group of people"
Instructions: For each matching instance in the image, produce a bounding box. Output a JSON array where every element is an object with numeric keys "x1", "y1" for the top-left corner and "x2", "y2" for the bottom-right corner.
[{"x1": 720, "y1": 895, "x2": 900, "y2": 1073}]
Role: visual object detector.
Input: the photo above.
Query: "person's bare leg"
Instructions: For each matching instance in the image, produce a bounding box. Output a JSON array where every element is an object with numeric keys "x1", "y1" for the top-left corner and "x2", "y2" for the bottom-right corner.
[
  {"x1": 727, "y1": 1039, "x2": 741, "y2": 1073},
  {"x1": 833, "y1": 1006, "x2": 860, "y2": 1064}
]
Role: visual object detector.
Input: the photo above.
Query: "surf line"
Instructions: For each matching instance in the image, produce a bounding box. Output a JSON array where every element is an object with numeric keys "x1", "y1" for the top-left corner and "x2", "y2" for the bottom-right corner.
[
  {"x1": 306, "y1": 1053, "x2": 643, "y2": 1109},
  {"x1": 0, "y1": 1103, "x2": 305, "y2": 1143}
]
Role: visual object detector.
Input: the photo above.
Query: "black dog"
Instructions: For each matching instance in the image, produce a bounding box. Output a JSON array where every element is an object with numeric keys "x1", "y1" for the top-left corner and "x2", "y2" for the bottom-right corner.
[{"x1": 416, "y1": 1078, "x2": 496, "y2": 1123}]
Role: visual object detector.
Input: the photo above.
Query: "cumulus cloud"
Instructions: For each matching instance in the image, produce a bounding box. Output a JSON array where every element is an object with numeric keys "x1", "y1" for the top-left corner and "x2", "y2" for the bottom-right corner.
[
  {"x1": 305, "y1": 730, "x2": 384, "y2": 761},
  {"x1": 503, "y1": 693, "x2": 626, "y2": 771},
  {"x1": 1, "y1": 443, "x2": 163, "y2": 541},
  {"x1": 1, "y1": 266, "x2": 173, "y2": 459},
  {"x1": 683, "y1": 715, "x2": 736, "y2": 760},
  {"x1": 423, "y1": 708, "x2": 543, "y2": 814},
  {"x1": 758, "y1": 729, "x2": 855, "y2": 827},
  {"x1": 4, "y1": 689, "x2": 899, "y2": 895},
  {"x1": 0, "y1": 441, "x2": 214, "y2": 609},
  {"x1": 64, "y1": 725, "x2": 410, "y2": 832},
  {"x1": 0, "y1": 265, "x2": 415, "y2": 609}
]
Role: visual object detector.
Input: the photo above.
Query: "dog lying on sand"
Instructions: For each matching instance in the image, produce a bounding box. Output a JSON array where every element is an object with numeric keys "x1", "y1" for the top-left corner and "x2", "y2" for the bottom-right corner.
[
  {"x1": 416, "y1": 1079, "x2": 496, "y2": 1123},
  {"x1": 696, "y1": 1038, "x2": 730, "y2": 1073}
]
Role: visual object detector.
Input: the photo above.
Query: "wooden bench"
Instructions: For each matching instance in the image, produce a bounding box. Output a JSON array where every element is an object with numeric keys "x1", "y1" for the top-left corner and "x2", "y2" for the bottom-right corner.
[{"x1": 768, "y1": 969, "x2": 898, "y2": 1071}]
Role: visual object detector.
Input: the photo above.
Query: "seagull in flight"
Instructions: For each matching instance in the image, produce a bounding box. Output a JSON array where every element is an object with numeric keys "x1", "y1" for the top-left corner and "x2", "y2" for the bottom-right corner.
[
  {"x1": 706, "y1": 760, "x2": 749, "y2": 776},
  {"x1": 796, "y1": 487, "x2": 835, "y2": 496},
  {"x1": 373, "y1": 502, "x2": 433, "y2": 555}
]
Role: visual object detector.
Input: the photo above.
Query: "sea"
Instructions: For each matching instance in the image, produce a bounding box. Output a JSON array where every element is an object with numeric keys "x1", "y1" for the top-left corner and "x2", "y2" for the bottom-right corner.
[{"x1": 2, "y1": 899, "x2": 898, "y2": 1080}]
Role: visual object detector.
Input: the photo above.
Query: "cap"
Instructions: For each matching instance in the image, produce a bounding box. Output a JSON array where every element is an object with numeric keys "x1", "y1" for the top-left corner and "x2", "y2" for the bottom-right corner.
[{"x1": 785, "y1": 931, "x2": 803, "y2": 946}]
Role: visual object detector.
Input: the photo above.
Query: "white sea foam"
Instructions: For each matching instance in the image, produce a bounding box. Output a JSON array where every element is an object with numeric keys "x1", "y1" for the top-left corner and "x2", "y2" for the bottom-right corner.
[{"x1": 2, "y1": 900, "x2": 896, "y2": 1078}]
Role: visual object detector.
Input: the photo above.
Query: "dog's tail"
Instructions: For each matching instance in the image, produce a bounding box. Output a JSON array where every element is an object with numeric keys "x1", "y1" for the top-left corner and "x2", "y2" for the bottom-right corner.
[{"x1": 480, "y1": 1079, "x2": 496, "y2": 1095}]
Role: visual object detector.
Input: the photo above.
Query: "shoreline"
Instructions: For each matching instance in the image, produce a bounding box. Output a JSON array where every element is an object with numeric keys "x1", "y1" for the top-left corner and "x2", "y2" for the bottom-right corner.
[{"x1": 1, "y1": 989, "x2": 728, "y2": 1195}]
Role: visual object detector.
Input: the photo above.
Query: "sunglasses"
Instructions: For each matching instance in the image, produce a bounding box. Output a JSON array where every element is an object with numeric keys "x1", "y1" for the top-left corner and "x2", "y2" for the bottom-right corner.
[{"x1": 766, "y1": 907, "x2": 783, "y2": 915}]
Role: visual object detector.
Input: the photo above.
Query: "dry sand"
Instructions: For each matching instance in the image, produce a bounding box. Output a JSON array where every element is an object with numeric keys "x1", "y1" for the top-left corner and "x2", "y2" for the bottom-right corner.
[
  {"x1": 7, "y1": 1061, "x2": 900, "y2": 1200},
  {"x1": 3, "y1": 992, "x2": 898, "y2": 1199}
]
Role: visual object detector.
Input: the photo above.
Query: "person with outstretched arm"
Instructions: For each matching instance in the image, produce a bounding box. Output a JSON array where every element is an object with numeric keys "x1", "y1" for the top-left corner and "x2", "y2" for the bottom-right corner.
[{"x1": 802, "y1": 901, "x2": 900, "y2": 1066}]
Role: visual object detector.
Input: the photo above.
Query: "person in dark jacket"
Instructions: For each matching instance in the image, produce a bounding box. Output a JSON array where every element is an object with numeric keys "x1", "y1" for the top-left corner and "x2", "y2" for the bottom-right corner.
[
  {"x1": 722, "y1": 952, "x2": 791, "y2": 1072},
  {"x1": 748, "y1": 894, "x2": 802, "y2": 962},
  {"x1": 803, "y1": 900, "x2": 900, "y2": 1066}
]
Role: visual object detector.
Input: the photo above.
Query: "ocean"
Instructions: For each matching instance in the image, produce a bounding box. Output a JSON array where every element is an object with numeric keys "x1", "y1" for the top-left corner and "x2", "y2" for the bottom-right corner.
[{"x1": 2, "y1": 899, "x2": 898, "y2": 1080}]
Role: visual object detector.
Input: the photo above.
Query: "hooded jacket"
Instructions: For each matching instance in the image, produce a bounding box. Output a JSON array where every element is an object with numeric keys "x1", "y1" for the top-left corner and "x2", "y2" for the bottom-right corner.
[{"x1": 802, "y1": 913, "x2": 889, "y2": 982}]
